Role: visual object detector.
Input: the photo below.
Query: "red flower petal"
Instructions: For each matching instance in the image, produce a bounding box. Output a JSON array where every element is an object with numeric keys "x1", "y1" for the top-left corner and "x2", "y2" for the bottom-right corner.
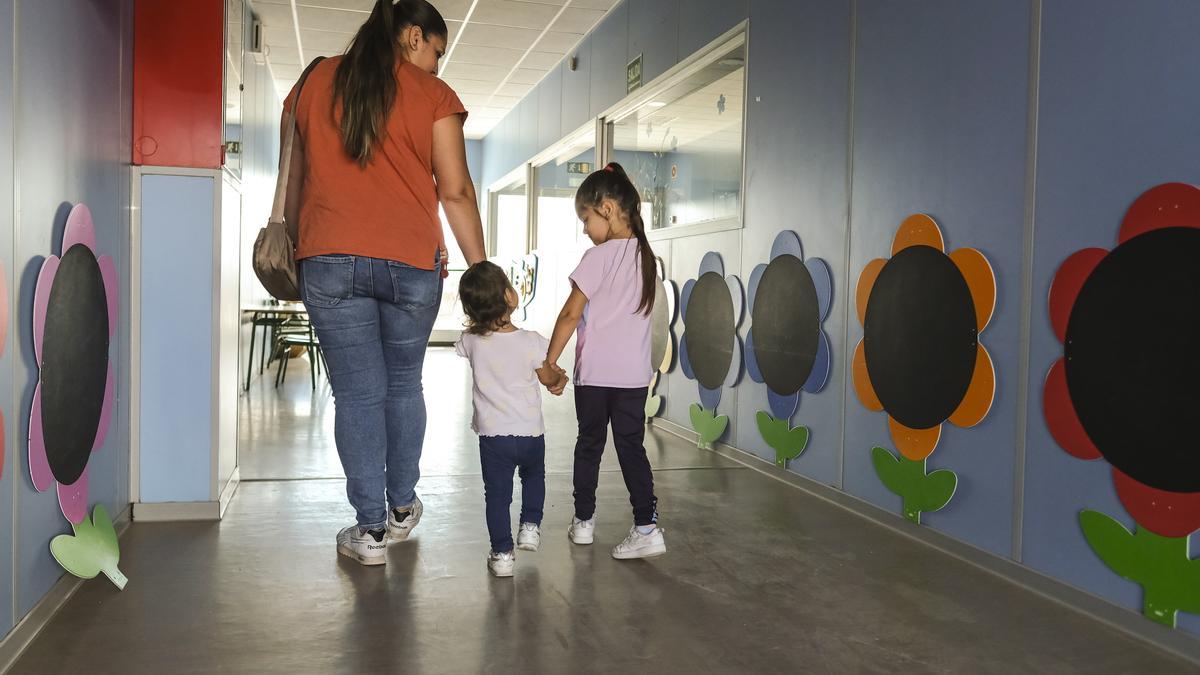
[
  {"x1": 1118, "y1": 182, "x2": 1200, "y2": 245},
  {"x1": 1113, "y1": 468, "x2": 1200, "y2": 538},
  {"x1": 1043, "y1": 359, "x2": 1101, "y2": 460},
  {"x1": 1047, "y1": 248, "x2": 1107, "y2": 343}
]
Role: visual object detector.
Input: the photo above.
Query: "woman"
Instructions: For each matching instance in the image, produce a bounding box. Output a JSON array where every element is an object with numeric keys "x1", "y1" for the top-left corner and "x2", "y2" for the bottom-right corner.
[{"x1": 282, "y1": 0, "x2": 486, "y2": 566}]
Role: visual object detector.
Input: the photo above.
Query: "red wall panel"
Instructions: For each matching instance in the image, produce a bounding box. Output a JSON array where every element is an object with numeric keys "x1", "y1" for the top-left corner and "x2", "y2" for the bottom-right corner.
[{"x1": 133, "y1": 0, "x2": 223, "y2": 168}]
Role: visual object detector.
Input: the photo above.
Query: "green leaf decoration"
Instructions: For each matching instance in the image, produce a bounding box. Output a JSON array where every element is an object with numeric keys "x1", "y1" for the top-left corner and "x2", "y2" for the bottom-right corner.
[
  {"x1": 1079, "y1": 510, "x2": 1200, "y2": 628},
  {"x1": 50, "y1": 504, "x2": 127, "y2": 590},
  {"x1": 645, "y1": 393, "x2": 663, "y2": 419},
  {"x1": 689, "y1": 403, "x2": 729, "y2": 449},
  {"x1": 756, "y1": 411, "x2": 810, "y2": 467},
  {"x1": 870, "y1": 447, "x2": 958, "y2": 524}
]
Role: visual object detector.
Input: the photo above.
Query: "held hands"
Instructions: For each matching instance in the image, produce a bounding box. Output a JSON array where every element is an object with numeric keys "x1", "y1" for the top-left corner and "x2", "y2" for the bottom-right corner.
[{"x1": 537, "y1": 360, "x2": 569, "y2": 396}]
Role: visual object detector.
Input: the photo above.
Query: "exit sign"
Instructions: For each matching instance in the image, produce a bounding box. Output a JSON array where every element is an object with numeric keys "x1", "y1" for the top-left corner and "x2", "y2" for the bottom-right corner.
[
  {"x1": 567, "y1": 162, "x2": 592, "y2": 174},
  {"x1": 627, "y1": 54, "x2": 643, "y2": 93}
]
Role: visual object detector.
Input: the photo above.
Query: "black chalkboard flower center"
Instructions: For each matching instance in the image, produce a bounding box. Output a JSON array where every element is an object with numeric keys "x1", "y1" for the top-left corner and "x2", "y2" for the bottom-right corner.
[
  {"x1": 29, "y1": 203, "x2": 118, "y2": 525},
  {"x1": 679, "y1": 252, "x2": 744, "y2": 447}
]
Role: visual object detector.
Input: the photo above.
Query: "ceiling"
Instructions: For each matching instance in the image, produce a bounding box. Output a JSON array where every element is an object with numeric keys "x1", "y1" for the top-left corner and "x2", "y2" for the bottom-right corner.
[{"x1": 247, "y1": 0, "x2": 620, "y2": 138}]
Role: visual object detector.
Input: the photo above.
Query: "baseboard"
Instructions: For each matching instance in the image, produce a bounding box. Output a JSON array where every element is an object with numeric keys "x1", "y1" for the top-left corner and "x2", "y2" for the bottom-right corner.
[
  {"x1": 218, "y1": 467, "x2": 241, "y2": 519},
  {"x1": 132, "y1": 500, "x2": 221, "y2": 522},
  {"x1": 648, "y1": 417, "x2": 1200, "y2": 666},
  {"x1": 0, "y1": 505, "x2": 132, "y2": 674}
]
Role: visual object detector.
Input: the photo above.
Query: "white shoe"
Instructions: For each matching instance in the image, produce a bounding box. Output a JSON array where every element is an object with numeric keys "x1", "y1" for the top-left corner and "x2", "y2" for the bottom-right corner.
[
  {"x1": 568, "y1": 517, "x2": 595, "y2": 545},
  {"x1": 488, "y1": 551, "x2": 515, "y2": 577},
  {"x1": 516, "y1": 522, "x2": 541, "y2": 552},
  {"x1": 387, "y1": 496, "x2": 423, "y2": 542},
  {"x1": 337, "y1": 525, "x2": 387, "y2": 566},
  {"x1": 612, "y1": 526, "x2": 667, "y2": 560}
]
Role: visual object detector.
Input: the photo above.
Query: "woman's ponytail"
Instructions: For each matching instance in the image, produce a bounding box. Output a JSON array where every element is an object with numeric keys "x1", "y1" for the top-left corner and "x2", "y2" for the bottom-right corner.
[{"x1": 333, "y1": 0, "x2": 448, "y2": 167}]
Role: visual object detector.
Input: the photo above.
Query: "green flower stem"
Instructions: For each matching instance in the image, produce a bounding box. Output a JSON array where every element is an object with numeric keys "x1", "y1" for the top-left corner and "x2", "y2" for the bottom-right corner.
[
  {"x1": 755, "y1": 411, "x2": 810, "y2": 467},
  {"x1": 870, "y1": 447, "x2": 958, "y2": 525},
  {"x1": 689, "y1": 403, "x2": 728, "y2": 449}
]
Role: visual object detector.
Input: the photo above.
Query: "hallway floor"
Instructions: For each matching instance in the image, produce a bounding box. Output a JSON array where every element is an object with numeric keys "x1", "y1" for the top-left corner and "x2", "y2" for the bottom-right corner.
[{"x1": 11, "y1": 350, "x2": 1194, "y2": 673}]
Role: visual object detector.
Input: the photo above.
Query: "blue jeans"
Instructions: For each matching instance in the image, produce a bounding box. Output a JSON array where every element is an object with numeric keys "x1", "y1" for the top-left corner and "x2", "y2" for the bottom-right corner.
[
  {"x1": 479, "y1": 435, "x2": 546, "y2": 553},
  {"x1": 300, "y1": 254, "x2": 442, "y2": 530}
]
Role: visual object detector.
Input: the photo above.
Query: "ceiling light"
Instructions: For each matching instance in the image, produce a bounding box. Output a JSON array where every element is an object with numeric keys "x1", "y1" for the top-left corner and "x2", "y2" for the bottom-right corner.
[{"x1": 647, "y1": 101, "x2": 667, "y2": 108}]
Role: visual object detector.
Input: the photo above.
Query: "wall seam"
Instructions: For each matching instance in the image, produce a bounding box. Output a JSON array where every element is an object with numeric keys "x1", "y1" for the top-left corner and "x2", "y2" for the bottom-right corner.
[
  {"x1": 836, "y1": 0, "x2": 858, "y2": 491},
  {"x1": 1012, "y1": 0, "x2": 1042, "y2": 564}
]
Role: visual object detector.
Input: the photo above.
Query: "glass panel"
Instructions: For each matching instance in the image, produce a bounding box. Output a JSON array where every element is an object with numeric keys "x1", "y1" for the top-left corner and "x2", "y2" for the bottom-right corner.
[
  {"x1": 493, "y1": 180, "x2": 528, "y2": 258},
  {"x1": 224, "y1": 0, "x2": 245, "y2": 178},
  {"x1": 609, "y1": 41, "x2": 745, "y2": 230}
]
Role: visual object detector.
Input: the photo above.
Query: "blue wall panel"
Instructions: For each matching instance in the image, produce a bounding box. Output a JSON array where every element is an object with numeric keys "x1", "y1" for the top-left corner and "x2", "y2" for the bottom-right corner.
[
  {"x1": 15, "y1": 0, "x2": 133, "y2": 618},
  {"x1": 588, "y1": 1, "x2": 629, "y2": 119},
  {"x1": 1023, "y1": 0, "x2": 1200, "y2": 636},
  {"x1": 628, "y1": 0, "x2": 678, "y2": 86},
  {"x1": 736, "y1": 0, "x2": 851, "y2": 487},
  {"x1": 537, "y1": 67, "x2": 563, "y2": 149},
  {"x1": 678, "y1": 0, "x2": 746, "y2": 59},
  {"x1": 843, "y1": 0, "x2": 1032, "y2": 557},
  {"x1": 560, "y1": 38, "x2": 591, "y2": 145},
  {"x1": 0, "y1": 0, "x2": 14, "y2": 636}
]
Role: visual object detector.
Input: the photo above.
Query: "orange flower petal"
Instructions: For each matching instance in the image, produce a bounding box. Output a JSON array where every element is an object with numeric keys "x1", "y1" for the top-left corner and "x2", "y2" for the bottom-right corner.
[
  {"x1": 892, "y1": 214, "x2": 945, "y2": 255},
  {"x1": 852, "y1": 339, "x2": 883, "y2": 411},
  {"x1": 889, "y1": 417, "x2": 942, "y2": 461},
  {"x1": 856, "y1": 259, "x2": 885, "y2": 327},
  {"x1": 949, "y1": 248, "x2": 996, "y2": 332},
  {"x1": 949, "y1": 345, "x2": 996, "y2": 428}
]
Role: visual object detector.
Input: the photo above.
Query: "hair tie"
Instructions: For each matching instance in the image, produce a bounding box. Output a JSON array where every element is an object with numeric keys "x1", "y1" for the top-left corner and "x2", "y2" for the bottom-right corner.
[{"x1": 603, "y1": 164, "x2": 615, "y2": 173}]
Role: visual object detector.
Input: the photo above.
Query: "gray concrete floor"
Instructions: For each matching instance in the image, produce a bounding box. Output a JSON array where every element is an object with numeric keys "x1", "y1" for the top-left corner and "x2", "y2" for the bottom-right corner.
[{"x1": 12, "y1": 349, "x2": 1195, "y2": 674}]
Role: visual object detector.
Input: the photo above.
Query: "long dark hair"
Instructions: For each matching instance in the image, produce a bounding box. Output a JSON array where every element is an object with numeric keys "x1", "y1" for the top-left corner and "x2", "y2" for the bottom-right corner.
[
  {"x1": 459, "y1": 261, "x2": 514, "y2": 335},
  {"x1": 575, "y1": 162, "x2": 657, "y2": 316},
  {"x1": 333, "y1": 0, "x2": 448, "y2": 166}
]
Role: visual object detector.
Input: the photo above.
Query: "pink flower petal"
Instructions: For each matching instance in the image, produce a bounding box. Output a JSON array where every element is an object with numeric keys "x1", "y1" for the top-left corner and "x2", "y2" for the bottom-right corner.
[
  {"x1": 32, "y1": 256, "x2": 60, "y2": 366},
  {"x1": 92, "y1": 366, "x2": 115, "y2": 453},
  {"x1": 28, "y1": 383, "x2": 53, "y2": 492},
  {"x1": 62, "y1": 203, "x2": 97, "y2": 254},
  {"x1": 97, "y1": 255, "x2": 118, "y2": 339},
  {"x1": 58, "y1": 467, "x2": 89, "y2": 524}
]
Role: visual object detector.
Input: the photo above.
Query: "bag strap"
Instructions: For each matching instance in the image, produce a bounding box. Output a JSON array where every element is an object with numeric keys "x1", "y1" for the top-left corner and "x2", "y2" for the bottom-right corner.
[{"x1": 270, "y1": 56, "x2": 326, "y2": 226}]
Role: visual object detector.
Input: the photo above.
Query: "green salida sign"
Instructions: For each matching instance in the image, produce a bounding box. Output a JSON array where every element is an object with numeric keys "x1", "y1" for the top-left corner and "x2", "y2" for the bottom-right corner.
[{"x1": 627, "y1": 54, "x2": 643, "y2": 93}]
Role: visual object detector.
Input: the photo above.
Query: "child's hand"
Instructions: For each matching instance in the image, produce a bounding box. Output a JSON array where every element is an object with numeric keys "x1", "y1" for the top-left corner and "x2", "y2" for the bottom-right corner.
[
  {"x1": 548, "y1": 370, "x2": 569, "y2": 396},
  {"x1": 536, "y1": 361, "x2": 569, "y2": 395}
]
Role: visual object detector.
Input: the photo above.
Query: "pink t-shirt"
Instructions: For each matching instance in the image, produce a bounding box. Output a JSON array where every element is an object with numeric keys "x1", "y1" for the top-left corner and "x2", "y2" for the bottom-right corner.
[{"x1": 569, "y1": 239, "x2": 652, "y2": 388}]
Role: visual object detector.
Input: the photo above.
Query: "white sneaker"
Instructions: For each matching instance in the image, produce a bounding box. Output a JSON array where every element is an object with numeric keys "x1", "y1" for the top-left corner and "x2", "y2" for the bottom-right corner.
[
  {"x1": 516, "y1": 522, "x2": 541, "y2": 552},
  {"x1": 612, "y1": 526, "x2": 667, "y2": 560},
  {"x1": 568, "y1": 517, "x2": 595, "y2": 545},
  {"x1": 387, "y1": 496, "x2": 423, "y2": 542},
  {"x1": 336, "y1": 524, "x2": 388, "y2": 566},
  {"x1": 488, "y1": 551, "x2": 515, "y2": 577}
]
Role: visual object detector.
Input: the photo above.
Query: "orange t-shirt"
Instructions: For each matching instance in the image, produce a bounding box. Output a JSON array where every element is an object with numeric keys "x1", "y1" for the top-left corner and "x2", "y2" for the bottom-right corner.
[{"x1": 285, "y1": 57, "x2": 467, "y2": 270}]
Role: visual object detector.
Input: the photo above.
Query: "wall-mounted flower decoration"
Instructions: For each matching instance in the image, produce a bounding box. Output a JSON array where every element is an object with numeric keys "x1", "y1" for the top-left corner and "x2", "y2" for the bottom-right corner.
[
  {"x1": 29, "y1": 204, "x2": 117, "y2": 524},
  {"x1": 1045, "y1": 182, "x2": 1200, "y2": 628},
  {"x1": 745, "y1": 231, "x2": 832, "y2": 467},
  {"x1": 679, "y1": 252, "x2": 743, "y2": 448},
  {"x1": 646, "y1": 257, "x2": 678, "y2": 420},
  {"x1": 853, "y1": 214, "x2": 996, "y2": 523}
]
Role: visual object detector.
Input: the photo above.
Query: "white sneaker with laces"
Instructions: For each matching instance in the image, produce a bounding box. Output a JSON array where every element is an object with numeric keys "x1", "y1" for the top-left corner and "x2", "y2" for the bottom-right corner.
[
  {"x1": 337, "y1": 524, "x2": 388, "y2": 566},
  {"x1": 387, "y1": 496, "x2": 423, "y2": 542},
  {"x1": 488, "y1": 551, "x2": 515, "y2": 577},
  {"x1": 516, "y1": 522, "x2": 541, "y2": 551},
  {"x1": 568, "y1": 517, "x2": 595, "y2": 545},
  {"x1": 612, "y1": 526, "x2": 667, "y2": 560}
]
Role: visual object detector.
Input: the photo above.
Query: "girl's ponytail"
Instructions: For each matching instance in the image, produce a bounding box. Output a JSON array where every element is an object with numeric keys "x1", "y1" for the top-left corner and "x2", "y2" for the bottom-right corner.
[{"x1": 576, "y1": 162, "x2": 657, "y2": 315}]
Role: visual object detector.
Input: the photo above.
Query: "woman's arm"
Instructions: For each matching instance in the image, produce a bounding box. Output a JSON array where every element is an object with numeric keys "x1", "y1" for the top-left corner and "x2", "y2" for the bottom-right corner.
[
  {"x1": 545, "y1": 285, "x2": 588, "y2": 368},
  {"x1": 432, "y1": 114, "x2": 486, "y2": 265}
]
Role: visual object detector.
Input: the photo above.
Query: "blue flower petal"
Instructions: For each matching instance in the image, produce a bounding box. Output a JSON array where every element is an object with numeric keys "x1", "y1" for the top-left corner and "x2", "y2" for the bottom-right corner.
[
  {"x1": 770, "y1": 230, "x2": 804, "y2": 261},
  {"x1": 699, "y1": 251, "x2": 724, "y2": 277},
  {"x1": 803, "y1": 329, "x2": 832, "y2": 394},
  {"x1": 725, "y1": 333, "x2": 743, "y2": 388},
  {"x1": 806, "y1": 257, "x2": 834, "y2": 322},
  {"x1": 699, "y1": 384, "x2": 722, "y2": 411},
  {"x1": 745, "y1": 328, "x2": 764, "y2": 383},
  {"x1": 680, "y1": 278, "x2": 695, "y2": 324},
  {"x1": 747, "y1": 263, "x2": 766, "y2": 315},
  {"x1": 726, "y1": 275, "x2": 744, "y2": 328},
  {"x1": 768, "y1": 389, "x2": 800, "y2": 420},
  {"x1": 679, "y1": 332, "x2": 695, "y2": 380}
]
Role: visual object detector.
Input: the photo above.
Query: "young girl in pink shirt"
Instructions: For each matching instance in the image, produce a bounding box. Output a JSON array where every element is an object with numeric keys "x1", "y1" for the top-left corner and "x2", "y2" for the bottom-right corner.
[{"x1": 544, "y1": 162, "x2": 666, "y2": 560}]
